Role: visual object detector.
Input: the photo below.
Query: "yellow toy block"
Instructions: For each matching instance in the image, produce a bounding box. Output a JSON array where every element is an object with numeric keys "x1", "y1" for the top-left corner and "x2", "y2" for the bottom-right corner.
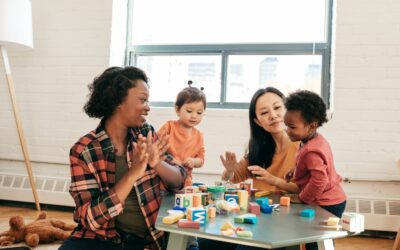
[
  {"x1": 237, "y1": 190, "x2": 248, "y2": 211},
  {"x1": 237, "y1": 230, "x2": 253, "y2": 237},
  {"x1": 327, "y1": 217, "x2": 340, "y2": 226},
  {"x1": 162, "y1": 213, "x2": 184, "y2": 224},
  {"x1": 255, "y1": 190, "x2": 270, "y2": 198},
  {"x1": 220, "y1": 222, "x2": 235, "y2": 231}
]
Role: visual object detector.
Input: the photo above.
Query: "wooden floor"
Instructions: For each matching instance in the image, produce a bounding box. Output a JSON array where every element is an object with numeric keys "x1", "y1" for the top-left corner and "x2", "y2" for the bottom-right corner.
[{"x1": 0, "y1": 202, "x2": 395, "y2": 250}]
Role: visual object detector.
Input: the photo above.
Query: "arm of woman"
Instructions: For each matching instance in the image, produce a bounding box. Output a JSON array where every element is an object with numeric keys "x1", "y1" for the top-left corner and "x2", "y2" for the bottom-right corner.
[
  {"x1": 146, "y1": 130, "x2": 186, "y2": 190},
  {"x1": 220, "y1": 152, "x2": 251, "y2": 183},
  {"x1": 248, "y1": 165, "x2": 300, "y2": 193}
]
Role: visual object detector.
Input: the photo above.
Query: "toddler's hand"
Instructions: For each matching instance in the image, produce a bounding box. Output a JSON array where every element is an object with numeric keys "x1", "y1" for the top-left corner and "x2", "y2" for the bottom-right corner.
[{"x1": 183, "y1": 157, "x2": 196, "y2": 168}]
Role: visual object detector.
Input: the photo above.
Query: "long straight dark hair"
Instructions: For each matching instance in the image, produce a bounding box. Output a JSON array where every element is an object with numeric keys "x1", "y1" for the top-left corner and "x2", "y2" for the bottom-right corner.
[{"x1": 247, "y1": 87, "x2": 285, "y2": 168}]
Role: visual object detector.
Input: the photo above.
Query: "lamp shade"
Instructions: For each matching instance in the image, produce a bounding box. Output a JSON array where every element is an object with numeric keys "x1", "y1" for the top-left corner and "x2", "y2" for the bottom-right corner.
[{"x1": 0, "y1": 0, "x2": 33, "y2": 48}]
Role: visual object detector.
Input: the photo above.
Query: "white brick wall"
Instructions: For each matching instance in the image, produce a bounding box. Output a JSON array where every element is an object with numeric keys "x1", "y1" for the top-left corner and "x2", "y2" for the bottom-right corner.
[{"x1": 0, "y1": 0, "x2": 399, "y2": 201}]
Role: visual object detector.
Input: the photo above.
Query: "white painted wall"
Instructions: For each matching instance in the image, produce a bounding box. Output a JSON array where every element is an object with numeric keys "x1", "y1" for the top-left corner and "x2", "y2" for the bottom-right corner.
[{"x1": 0, "y1": 0, "x2": 399, "y2": 202}]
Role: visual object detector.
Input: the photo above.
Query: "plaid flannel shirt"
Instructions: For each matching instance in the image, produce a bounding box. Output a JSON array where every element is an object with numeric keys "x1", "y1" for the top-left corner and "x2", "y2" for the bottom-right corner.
[{"x1": 69, "y1": 121, "x2": 186, "y2": 249}]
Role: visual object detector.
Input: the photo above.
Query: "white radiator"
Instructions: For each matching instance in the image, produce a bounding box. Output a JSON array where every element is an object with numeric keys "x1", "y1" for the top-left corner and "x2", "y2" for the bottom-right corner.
[
  {"x1": 0, "y1": 172, "x2": 74, "y2": 207},
  {"x1": 345, "y1": 197, "x2": 400, "y2": 232}
]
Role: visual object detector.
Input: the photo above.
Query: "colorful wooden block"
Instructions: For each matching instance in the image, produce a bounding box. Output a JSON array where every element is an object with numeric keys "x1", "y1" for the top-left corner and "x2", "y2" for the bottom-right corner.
[
  {"x1": 248, "y1": 202, "x2": 260, "y2": 215},
  {"x1": 260, "y1": 204, "x2": 272, "y2": 214},
  {"x1": 256, "y1": 197, "x2": 269, "y2": 206},
  {"x1": 220, "y1": 222, "x2": 235, "y2": 231},
  {"x1": 175, "y1": 194, "x2": 185, "y2": 208},
  {"x1": 225, "y1": 194, "x2": 239, "y2": 204},
  {"x1": 192, "y1": 194, "x2": 202, "y2": 207},
  {"x1": 255, "y1": 190, "x2": 270, "y2": 198},
  {"x1": 244, "y1": 217, "x2": 258, "y2": 224},
  {"x1": 183, "y1": 194, "x2": 193, "y2": 208},
  {"x1": 192, "y1": 208, "x2": 207, "y2": 225},
  {"x1": 280, "y1": 196, "x2": 290, "y2": 206},
  {"x1": 162, "y1": 213, "x2": 184, "y2": 224},
  {"x1": 300, "y1": 209, "x2": 315, "y2": 217},
  {"x1": 237, "y1": 190, "x2": 249, "y2": 211},
  {"x1": 327, "y1": 217, "x2": 340, "y2": 226},
  {"x1": 234, "y1": 213, "x2": 257, "y2": 224},
  {"x1": 208, "y1": 207, "x2": 216, "y2": 218},
  {"x1": 237, "y1": 230, "x2": 253, "y2": 237},
  {"x1": 178, "y1": 219, "x2": 200, "y2": 229}
]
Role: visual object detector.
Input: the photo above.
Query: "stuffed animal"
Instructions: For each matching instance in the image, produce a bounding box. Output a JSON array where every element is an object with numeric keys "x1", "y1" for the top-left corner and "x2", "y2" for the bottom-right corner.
[{"x1": 0, "y1": 212, "x2": 76, "y2": 248}]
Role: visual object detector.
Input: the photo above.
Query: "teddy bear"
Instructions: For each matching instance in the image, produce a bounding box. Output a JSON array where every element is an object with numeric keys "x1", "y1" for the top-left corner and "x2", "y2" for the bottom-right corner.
[{"x1": 0, "y1": 212, "x2": 76, "y2": 248}]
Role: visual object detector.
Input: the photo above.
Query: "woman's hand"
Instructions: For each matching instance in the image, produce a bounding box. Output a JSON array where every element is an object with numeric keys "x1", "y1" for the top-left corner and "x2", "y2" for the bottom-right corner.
[
  {"x1": 128, "y1": 134, "x2": 149, "y2": 177},
  {"x1": 220, "y1": 151, "x2": 239, "y2": 172},
  {"x1": 247, "y1": 165, "x2": 277, "y2": 185},
  {"x1": 146, "y1": 131, "x2": 169, "y2": 169}
]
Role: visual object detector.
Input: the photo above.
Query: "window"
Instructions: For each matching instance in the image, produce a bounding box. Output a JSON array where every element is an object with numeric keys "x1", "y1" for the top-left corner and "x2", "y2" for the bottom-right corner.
[{"x1": 126, "y1": 0, "x2": 333, "y2": 108}]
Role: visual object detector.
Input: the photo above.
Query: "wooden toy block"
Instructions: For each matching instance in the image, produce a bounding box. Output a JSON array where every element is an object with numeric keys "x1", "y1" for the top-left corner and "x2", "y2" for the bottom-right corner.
[
  {"x1": 260, "y1": 204, "x2": 272, "y2": 214},
  {"x1": 184, "y1": 186, "x2": 199, "y2": 193},
  {"x1": 225, "y1": 194, "x2": 239, "y2": 204},
  {"x1": 208, "y1": 207, "x2": 216, "y2": 218},
  {"x1": 178, "y1": 219, "x2": 200, "y2": 229},
  {"x1": 193, "y1": 194, "x2": 202, "y2": 207},
  {"x1": 280, "y1": 196, "x2": 290, "y2": 206},
  {"x1": 248, "y1": 202, "x2": 260, "y2": 215},
  {"x1": 220, "y1": 222, "x2": 235, "y2": 231},
  {"x1": 201, "y1": 193, "x2": 209, "y2": 206},
  {"x1": 162, "y1": 213, "x2": 184, "y2": 224},
  {"x1": 237, "y1": 190, "x2": 249, "y2": 211},
  {"x1": 269, "y1": 199, "x2": 273, "y2": 205},
  {"x1": 173, "y1": 206, "x2": 186, "y2": 212},
  {"x1": 300, "y1": 209, "x2": 315, "y2": 217},
  {"x1": 255, "y1": 190, "x2": 270, "y2": 198},
  {"x1": 244, "y1": 217, "x2": 258, "y2": 224},
  {"x1": 326, "y1": 217, "x2": 340, "y2": 226},
  {"x1": 183, "y1": 194, "x2": 193, "y2": 208},
  {"x1": 221, "y1": 228, "x2": 235, "y2": 236},
  {"x1": 256, "y1": 197, "x2": 269, "y2": 206},
  {"x1": 175, "y1": 194, "x2": 185, "y2": 208},
  {"x1": 191, "y1": 208, "x2": 207, "y2": 225},
  {"x1": 234, "y1": 214, "x2": 257, "y2": 224},
  {"x1": 237, "y1": 230, "x2": 253, "y2": 237},
  {"x1": 341, "y1": 212, "x2": 364, "y2": 232}
]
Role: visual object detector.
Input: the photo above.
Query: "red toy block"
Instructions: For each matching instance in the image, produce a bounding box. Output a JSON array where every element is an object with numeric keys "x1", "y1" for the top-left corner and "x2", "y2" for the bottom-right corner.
[
  {"x1": 248, "y1": 202, "x2": 260, "y2": 215},
  {"x1": 178, "y1": 219, "x2": 200, "y2": 229}
]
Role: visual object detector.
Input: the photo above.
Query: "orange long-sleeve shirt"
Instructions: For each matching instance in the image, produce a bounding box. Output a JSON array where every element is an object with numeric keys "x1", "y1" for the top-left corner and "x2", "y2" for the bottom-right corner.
[{"x1": 158, "y1": 120, "x2": 205, "y2": 186}]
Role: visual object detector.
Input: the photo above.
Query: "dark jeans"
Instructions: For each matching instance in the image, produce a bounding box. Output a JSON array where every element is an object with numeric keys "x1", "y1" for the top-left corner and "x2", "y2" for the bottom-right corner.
[
  {"x1": 59, "y1": 230, "x2": 154, "y2": 250},
  {"x1": 305, "y1": 200, "x2": 347, "y2": 250}
]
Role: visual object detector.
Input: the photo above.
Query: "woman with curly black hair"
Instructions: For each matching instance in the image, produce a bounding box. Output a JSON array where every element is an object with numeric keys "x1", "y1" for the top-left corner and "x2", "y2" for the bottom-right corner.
[{"x1": 59, "y1": 66, "x2": 186, "y2": 250}]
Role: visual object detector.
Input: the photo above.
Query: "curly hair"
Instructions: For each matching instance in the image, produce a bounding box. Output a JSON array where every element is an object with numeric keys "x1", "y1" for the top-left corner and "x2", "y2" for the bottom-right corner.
[
  {"x1": 83, "y1": 66, "x2": 148, "y2": 119},
  {"x1": 248, "y1": 87, "x2": 285, "y2": 168},
  {"x1": 175, "y1": 81, "x2": 207, "y2": 110},
  {"x1": 285, "y1": 90, "x2": 328, "y2": 127}
]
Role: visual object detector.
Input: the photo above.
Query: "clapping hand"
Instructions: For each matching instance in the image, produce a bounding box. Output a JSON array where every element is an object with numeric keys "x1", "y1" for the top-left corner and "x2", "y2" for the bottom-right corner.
[
  {"x1": 128, "y1": 134, "x2": 149, "y2": 176},
  {"x1": 146, "y1": 131, "x2": 169, "y2": 169}
]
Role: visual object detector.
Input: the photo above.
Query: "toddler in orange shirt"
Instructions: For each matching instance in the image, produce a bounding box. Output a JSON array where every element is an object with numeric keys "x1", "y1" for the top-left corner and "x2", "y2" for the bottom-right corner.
[{"x1": 158, "y1": 81, "x2": 206, "y2": 187}]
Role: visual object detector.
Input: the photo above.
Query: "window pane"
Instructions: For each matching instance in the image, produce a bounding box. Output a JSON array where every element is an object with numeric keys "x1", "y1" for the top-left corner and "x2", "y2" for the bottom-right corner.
[
  {"x1": 131, "y1": 0, "x2": 326, "y2": 45},
  {"x1": 137, "y1": 55, "x2": 221, "y2": 102},
  {"x1": 226, "y1": 55, "x2": 322, "y2": 102}
]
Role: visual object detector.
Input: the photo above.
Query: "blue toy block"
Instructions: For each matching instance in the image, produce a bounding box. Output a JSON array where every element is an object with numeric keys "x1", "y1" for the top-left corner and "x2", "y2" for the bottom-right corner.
[
  {"x1": 173, "y1": 206, "x2": 186, "y2": 212},
  {"x1": 225, "y1": 194, "x2": 239, "y2": 204},
  {"x1": 192, "y1": 209, "x2": 207, "y2": 225},
  {"x1": 244, "y1": 217, "x2": 258, "y2": 224},
  {"x1": 256, "y1": 197, "x2": 269, "y2": 206},
  {"x1": 260, "y1": 204, "x2": 272, "y2": 214},
  {"x1": 300, "y1": 209, "x2": 315, "y2": 217}
]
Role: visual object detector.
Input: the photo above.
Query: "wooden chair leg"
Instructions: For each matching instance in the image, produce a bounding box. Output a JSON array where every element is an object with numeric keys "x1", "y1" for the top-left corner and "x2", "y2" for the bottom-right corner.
[
  {"x1": 393, "y1": 227, "x2": 400, "y2": 250},
  {"x1": 300, "y1": 243, "x2": 306, "y2": 250}
]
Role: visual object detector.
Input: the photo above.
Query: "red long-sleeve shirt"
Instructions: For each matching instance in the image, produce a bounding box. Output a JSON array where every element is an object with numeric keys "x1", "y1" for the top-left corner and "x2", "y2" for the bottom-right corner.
[{"x1": 294, "y1": 133, "x2": 346, "y2": 206}]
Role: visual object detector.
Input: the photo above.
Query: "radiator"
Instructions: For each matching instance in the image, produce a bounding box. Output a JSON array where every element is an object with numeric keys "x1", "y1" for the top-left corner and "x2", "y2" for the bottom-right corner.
[
  {"x1": 0, "y1": 172, "x2": 74, "y2": 207},
  {"x1": 345, "y1": 197, "x2": 400, "y2": 232}
]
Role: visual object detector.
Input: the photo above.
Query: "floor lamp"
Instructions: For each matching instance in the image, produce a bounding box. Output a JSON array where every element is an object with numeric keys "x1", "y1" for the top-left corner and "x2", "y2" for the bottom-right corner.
[{"x1": 0, "y1": 0, "x2": 40, "y2": 211}]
